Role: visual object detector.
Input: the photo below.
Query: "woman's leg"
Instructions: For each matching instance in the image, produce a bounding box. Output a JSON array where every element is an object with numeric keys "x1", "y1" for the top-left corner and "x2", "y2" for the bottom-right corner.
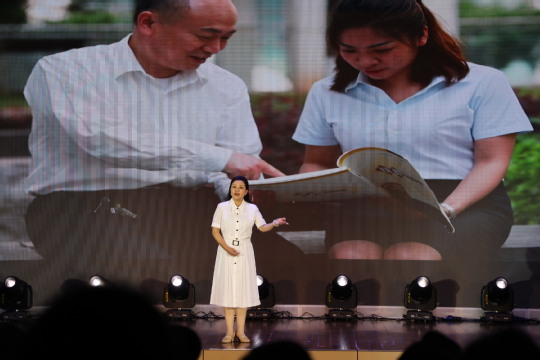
[
  {"x1": 224, "y1": 307, "x2": 235, "y2": 336},
  {"x1": 235, "y1": 308, "x2": 248, "y2": 337},
  {"x1": 383, "y1": 241, "x2": 442, "y2": 260},
  {"x1": 327, "y1": 240, "x2": 384, "y2": 259}
]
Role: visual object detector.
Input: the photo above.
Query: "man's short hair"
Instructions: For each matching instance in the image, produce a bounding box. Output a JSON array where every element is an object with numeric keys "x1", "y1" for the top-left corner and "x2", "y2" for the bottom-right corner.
[{"x1": 133, "y1": 0, "x2": 191, "y2": 24}]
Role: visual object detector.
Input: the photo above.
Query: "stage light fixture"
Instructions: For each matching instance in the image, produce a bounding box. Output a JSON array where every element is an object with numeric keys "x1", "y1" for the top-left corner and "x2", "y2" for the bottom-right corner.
[
  {"x1": 247, "y1": 274, "x2": 275, "y2": 319},
  {"x1": 481, "y1": 277, "x2": 514, "y2": 322},
  {"x1": 403, "y1": 276, "x2": 436, "y2": 321},
  {"x1": 89, "y1": 275, "x2": 113, "y2": 287},
  {"x1": 0, "y1": 276, "x2": 33, "y2": 320},
  {"x1": 163, "y1": 274, "x2": 195, "y2": 320},
  {"x1": 325, "y1": 275, "x2": 357, "y2": 320}
]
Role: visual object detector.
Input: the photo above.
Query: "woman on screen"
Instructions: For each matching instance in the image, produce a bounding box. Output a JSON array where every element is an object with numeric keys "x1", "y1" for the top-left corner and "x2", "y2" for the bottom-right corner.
[{"x1": 292, "y1": 0, "x2": 532, "y2": 261}]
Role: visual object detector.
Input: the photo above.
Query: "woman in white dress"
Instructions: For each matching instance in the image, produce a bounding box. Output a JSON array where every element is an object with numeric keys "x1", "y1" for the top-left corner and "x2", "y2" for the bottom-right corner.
[{"x1": 210, "y1": 176, "x2": 288, "y2": 343}]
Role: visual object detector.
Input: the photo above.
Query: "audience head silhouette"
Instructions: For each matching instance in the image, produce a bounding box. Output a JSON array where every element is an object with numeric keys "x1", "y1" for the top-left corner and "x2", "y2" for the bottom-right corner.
[
  {"x1": 462, "y1": 327, "x2": 540, "y2": 359},
  {"x1": 0, "y1": 322, "x2": 26, "y2": 358},
  {"x1": 20, "y1": 284, "x2": 201, "y2": 359},
  {"x1": 399, "y1": 330, "x2": 462, "y2": 360}
]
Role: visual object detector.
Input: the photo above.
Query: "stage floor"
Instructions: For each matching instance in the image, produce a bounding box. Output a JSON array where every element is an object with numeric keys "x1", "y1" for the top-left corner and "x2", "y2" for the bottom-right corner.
[{"x1": 174, "y1": 314, "x2": 540, "y2": 360}]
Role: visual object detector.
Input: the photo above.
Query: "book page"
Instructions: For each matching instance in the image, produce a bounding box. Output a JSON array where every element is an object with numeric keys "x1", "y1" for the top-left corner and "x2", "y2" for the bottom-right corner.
[
  {"x1": 249, "y1": 166, "x2": 386, "y2": 202},
  {"x1": 250, "y1": 147, "x2": 454, "y2": 232},
  {"x1": 338, "y1": 147, "x2": 441, "y2": 210}
]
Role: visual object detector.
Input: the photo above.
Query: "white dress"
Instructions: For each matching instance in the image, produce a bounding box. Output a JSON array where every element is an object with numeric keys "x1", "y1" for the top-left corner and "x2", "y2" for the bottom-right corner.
[{"x1": 210, "y1": 199, "x2": 265, "y2": 308}]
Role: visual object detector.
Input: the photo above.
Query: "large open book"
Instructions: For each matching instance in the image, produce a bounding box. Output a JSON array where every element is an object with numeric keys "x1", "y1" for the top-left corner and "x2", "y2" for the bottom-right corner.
[{"x1": 250, "y1": 147, "x2": 454, "y2": 233}]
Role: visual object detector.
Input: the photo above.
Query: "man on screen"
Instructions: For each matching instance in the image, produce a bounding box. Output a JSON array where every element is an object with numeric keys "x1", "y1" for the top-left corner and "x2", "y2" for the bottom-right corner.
[{"x1": 23, "y1": 0, "x2": 284, "y2": 281}]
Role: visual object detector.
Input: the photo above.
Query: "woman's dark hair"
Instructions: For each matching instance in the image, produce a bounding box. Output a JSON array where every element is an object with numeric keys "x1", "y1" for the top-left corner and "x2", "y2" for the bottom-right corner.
[
  {"x1": 226, "y1": 176, "x2": 251, "y2": 203},
  {"x1": 327, "y1": 0, "x2": 469, "y2": 92},
  {"x1": 133, "y1": 0, "x2": 190, "y2": 24}
]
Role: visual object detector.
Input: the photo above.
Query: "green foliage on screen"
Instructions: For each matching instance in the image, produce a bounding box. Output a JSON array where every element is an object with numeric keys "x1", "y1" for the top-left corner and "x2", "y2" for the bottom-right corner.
[
  {"x1": 460, "y1": 0, "x2": 540, "y2": 17},
  {"x1": 506, "y1": 132, "x2": 540, "y2": 225}
]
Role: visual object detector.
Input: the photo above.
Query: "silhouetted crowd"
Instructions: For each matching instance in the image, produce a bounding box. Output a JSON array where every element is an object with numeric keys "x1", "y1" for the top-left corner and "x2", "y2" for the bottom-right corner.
[
  {"x1": 399, "y1": 327, "x2": 540, "y2": 360},
  {"x1": 1, "y1": 284, "x2": 538, "y2": 360}
]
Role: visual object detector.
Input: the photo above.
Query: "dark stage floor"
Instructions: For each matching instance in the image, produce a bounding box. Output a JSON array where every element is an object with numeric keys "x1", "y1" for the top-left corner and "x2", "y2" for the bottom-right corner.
[
  {"x1": 171, "y1": 313, "x2": 540, "y2": 360},
  {"x1": 2, "y1": 306, "x2": 539, "y2": 360}
]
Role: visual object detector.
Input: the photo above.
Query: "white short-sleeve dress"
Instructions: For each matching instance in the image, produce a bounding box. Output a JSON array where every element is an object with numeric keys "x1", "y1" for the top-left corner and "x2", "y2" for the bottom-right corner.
[{"x1": 210, "y1": 199, "x2": 265, "y2": 308}]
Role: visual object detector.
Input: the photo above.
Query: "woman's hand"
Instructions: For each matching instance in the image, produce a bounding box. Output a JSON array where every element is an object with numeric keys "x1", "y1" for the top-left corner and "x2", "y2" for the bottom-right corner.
[
  {"x1": 272, "y1": 217, "x2": 289, "y2": 227},
  {"x1": 259, "y1": 217, "x2": 290, "y2": 232},
  {"x1": 212, "y1": 227, "x2": 240, "y2": 256},
  {"x1": 299, "y1": 145, "x2": 342, "y2": 173},
  {"x1": 225, "y1": 246, "x2": 239, "y2": 256}
]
